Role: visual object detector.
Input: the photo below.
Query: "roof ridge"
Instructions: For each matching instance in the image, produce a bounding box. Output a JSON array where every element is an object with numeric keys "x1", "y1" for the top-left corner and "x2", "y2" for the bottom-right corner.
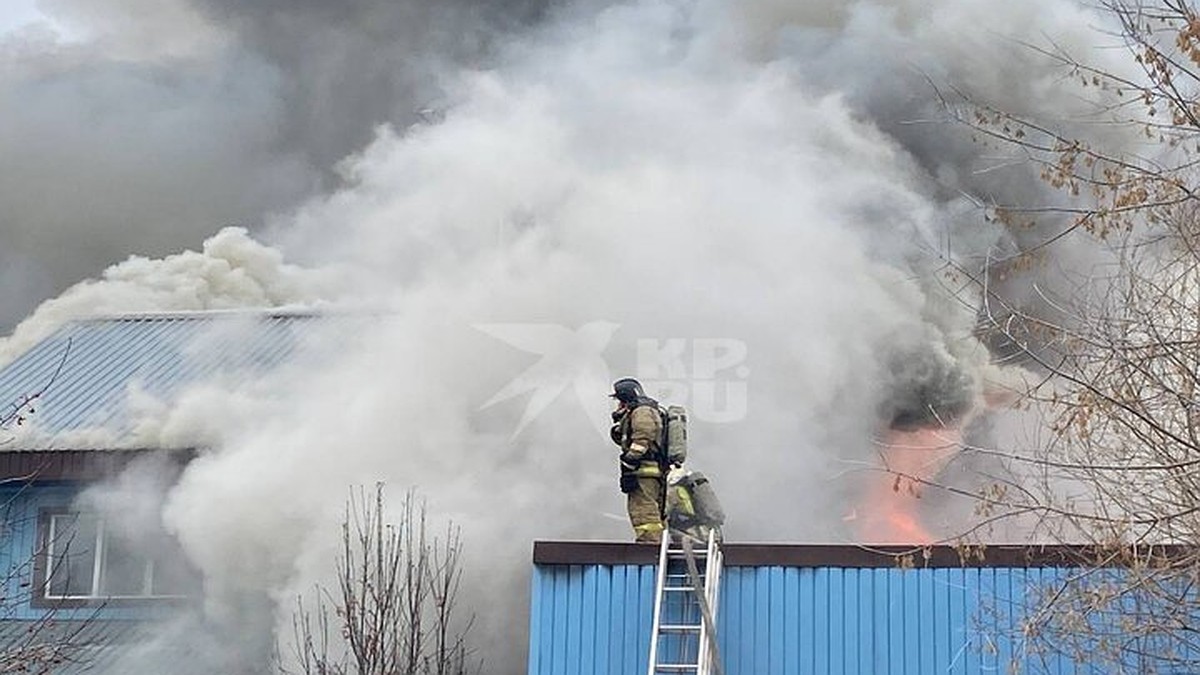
[{"x1": 72, "y1": 308, "x2": 325, "y2": 323}]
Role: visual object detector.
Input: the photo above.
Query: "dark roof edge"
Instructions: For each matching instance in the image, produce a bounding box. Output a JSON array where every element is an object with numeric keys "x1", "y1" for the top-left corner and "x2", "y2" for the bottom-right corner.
[
  {"x1": 72, "y1": 308, "x2": 325, "y2": 322},
  {"x1": 0, "y1": 449, "x2": 196, "y2": 481},
  {"x1": 67, "y1": 307, "x2": 408, "y2": 324},
  {"x1": 533, "y1": 541, "x2": 1198, "y2": 568}
]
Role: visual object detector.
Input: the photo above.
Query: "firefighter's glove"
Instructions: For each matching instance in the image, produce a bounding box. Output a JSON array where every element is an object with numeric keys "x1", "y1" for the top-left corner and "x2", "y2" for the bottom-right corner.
[
  {"x1": 618, "y1": 453, "x2": 639, "y2": 473},
  {"x1": 620, "y1": 472, "x2": 639, "y2": 494},
  {"x1": 610, "y1": 423, "x2": 622, "y2": 446}
]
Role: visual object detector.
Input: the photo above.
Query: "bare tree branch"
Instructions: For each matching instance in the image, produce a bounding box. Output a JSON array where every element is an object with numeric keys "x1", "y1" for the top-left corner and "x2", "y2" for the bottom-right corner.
[{"x1": 285, "y1": 485, "x2": 479, "y2": 675}]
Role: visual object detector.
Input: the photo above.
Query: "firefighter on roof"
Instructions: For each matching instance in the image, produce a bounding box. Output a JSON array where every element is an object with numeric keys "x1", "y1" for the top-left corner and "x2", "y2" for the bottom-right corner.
[{"x1": 609, "y1": 377, "x2": 666, "y2": 543}]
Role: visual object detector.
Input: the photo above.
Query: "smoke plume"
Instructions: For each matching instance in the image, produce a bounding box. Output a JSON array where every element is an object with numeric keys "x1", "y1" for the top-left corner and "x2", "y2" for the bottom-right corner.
[
  {"x1": 1, "y1": 0, "x2": 1140, "y2": 671},
  {"x1": 0, "y1": 0, "x2": 556, "y2": 333}
]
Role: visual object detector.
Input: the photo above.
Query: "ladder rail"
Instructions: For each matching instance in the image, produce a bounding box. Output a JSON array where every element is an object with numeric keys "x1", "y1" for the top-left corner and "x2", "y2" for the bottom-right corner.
[
  {"x1": 646, "y1": 534, "x2": 672, "y2": 675},
  {"x1": 685, "y1": 531, "x2": 724, "y2": 675},
  {"x1": 683, "y1": 532, "x2": 724, "y2": 675},
  {"x1": 648, "y1": 529, "x2": 724, "y2": 675}
]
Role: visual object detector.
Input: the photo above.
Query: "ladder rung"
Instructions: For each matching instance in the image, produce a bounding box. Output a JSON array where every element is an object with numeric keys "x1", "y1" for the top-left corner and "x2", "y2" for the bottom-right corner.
[{"x1": 650, "y1": 533, "x2": 721, "y2": 675}]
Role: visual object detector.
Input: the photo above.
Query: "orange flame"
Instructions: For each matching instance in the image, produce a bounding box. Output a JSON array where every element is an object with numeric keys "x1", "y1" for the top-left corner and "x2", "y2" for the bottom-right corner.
[{"x1": 851, "y1": 425, "x2": 962, "y2": 544}]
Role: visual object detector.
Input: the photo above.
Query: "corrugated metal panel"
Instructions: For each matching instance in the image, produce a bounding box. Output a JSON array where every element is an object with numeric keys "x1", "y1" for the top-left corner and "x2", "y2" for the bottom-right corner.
[
  {"x1": 528, "y1": 564, "x2": 659, "y2": 675},
  {"x1": 0, "y1": 311, "x2": 351, "y2": 449},
  {"x1": 528, "y1": 563, "x2": 1124, "y2": 675},
  {"x1": 0, "y1": 450, "x2": 186, "y2": 481}
]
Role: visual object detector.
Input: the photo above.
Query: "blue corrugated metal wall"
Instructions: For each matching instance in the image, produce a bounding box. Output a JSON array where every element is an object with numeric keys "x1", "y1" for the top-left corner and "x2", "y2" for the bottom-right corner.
[
  {"x1": 528, "y1": 563, "x2": 1115, "y2": 675},
  {"x1": 528, "y1": 564, "x2": 659, "y2": 675}
]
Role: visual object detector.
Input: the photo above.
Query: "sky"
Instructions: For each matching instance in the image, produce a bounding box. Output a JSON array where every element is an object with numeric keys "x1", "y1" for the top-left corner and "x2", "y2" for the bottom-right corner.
[{"x1": 0, "y1": 0, "x2": 1143, "y2": 671}]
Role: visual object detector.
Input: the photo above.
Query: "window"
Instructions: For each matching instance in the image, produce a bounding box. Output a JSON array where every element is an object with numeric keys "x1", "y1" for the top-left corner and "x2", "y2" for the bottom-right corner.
[{"x1": 41, "y1": 512, "x2": 195, "y2": 601}]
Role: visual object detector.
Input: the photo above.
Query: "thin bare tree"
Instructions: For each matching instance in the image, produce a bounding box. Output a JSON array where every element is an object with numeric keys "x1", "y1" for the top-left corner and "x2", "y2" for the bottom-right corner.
[
  {"x1": 286, "y1": 485, "x2": 478, "y2": 675},
  {"x1": 903, "y1": 2, "x2": 1200, "y2": 670},
  {"x1": 0, "y1": 339, "x2": 102, "y2": 674}
]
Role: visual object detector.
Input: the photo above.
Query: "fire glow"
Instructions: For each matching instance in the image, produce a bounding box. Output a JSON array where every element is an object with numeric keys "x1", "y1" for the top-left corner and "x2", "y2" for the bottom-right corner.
[{"x1": 852, "y1": 425, "x2": 963, "y2": 544}]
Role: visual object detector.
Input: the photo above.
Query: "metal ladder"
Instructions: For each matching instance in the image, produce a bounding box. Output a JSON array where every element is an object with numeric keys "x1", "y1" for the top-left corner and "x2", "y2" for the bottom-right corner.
[{"x1": 647, "y1": 529, "x2": 724, "y2": 675}]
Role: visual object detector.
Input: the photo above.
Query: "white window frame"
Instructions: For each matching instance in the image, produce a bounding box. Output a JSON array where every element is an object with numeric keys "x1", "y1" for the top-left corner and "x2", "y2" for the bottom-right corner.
[{"x1": 43, "y1": 512, "x2": 188, "y2": 601}]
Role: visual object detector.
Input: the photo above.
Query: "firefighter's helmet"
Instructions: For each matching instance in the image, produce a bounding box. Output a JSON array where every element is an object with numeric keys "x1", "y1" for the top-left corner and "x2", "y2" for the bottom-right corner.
[{"x1": 609, "y1": 377, "x2": 646, "y2": 404}]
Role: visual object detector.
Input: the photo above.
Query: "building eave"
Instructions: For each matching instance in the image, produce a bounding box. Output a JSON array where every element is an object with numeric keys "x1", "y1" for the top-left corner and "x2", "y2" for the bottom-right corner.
[
  {"x1": 532, "y1": 540, "x2": 1197, "y2": 568},
  {"x1": 0, "y1": 448, "x2": 195, "y2": 481}
]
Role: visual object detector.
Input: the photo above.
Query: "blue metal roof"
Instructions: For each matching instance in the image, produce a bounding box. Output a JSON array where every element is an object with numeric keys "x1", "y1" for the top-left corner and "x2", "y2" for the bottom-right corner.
[{"x1": 0, "y1": 311, "x2": 332, "y2": 449}]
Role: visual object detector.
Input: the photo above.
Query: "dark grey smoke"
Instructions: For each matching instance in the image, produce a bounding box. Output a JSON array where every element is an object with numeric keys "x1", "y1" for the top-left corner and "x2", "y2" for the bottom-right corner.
[
  {"x1": 761, "y1": 0, "x2": 1135, "y2": 296},
  {"x1": 883, "y1": 343, "x2": 976, "y2": 429},
  {"x1": 0, "y1": 0, "x2": 561, "y2": 333},
  {"x1": 189, "y1": 0, "x2": 558, "y2": 170}
]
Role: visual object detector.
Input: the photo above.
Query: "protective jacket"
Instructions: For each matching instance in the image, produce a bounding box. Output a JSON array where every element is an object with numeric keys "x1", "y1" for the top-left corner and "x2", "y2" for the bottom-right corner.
[
  {"x1": 612, "y1": 397, "x2": 666, "y2": 543},
  {"x1": 614, "y1": 398, "x2": 664, "y2": 478}
]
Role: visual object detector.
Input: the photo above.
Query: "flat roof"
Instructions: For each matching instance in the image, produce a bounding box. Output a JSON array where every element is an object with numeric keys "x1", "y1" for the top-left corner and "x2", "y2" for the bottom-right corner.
[{"x1": 533, "y1": 541, "x2": 1192, "y2": 568}]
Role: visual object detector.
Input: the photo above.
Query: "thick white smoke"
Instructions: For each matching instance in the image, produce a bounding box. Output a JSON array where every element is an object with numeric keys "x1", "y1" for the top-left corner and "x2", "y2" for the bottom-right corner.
[
  {"x1": 2, "y1": 0, "x2": 1139, "y2": 671},
  {"x1": 0, "y1": 226, "x2": 334, "y2": 366},
  {"x1": 0, "y1": 0, "x2": 551, "y2": 332}
]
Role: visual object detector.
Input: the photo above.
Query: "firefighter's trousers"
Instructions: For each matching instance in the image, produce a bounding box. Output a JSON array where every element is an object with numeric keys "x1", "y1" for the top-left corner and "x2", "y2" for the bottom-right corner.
[{"x1": 627, "y1": 475, "x2": 665, "y2": 543}]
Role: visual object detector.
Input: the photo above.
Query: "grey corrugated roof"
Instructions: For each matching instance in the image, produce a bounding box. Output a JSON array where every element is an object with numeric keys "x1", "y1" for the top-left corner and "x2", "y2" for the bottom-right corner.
[{"x1": 0, "y1": 311, "x2": 338, "y2": 450}]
